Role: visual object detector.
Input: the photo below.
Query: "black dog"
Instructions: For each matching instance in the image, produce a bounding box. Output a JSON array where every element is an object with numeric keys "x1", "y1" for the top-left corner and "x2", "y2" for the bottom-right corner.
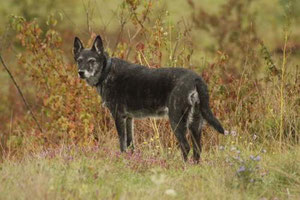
[{"x1": 73, "y1": 35, "x2": 224, "y2": 162}]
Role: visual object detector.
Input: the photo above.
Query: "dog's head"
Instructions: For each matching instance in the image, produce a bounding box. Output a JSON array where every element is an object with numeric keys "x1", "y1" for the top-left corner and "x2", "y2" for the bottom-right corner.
[{"x1": 73, "y1": 35, "x2": 107, "y2": 85}]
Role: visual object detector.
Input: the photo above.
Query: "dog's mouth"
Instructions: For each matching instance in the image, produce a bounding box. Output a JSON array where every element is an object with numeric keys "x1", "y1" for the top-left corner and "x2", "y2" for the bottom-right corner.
[
  {"x1": 78, "y1": 71, "x2": 85, "y2": 79},
  {"x1": 78, "y1": 69, "x2": 97, "y2": 79}
]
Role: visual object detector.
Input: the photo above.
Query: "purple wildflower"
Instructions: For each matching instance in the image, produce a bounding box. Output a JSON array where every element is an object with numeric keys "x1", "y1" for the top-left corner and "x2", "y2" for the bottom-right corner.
[
  {"x1": 237, "y1": 166, "x2": 246, "y2": 173},
  {"x1": 254, "y1": 155, "x2": 261, "y2": 161},
  {"x1": 250, "y1": 155, "x2": 261, "y2": 161}
]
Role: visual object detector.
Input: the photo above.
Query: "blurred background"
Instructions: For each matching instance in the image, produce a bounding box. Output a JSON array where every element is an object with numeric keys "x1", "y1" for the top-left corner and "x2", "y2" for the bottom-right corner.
[{"x1": 0, "y1": 0, "x2": 299, "y2": 157}]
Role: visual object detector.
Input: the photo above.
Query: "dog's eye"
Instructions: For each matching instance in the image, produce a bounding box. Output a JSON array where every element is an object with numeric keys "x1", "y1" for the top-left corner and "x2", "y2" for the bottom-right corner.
[
  {"x1": 77, "y1": 59, "x2": 83, "y2": 64},
  {"x1": 88, "y1": 60, "x2": 96, "y2": 65}
]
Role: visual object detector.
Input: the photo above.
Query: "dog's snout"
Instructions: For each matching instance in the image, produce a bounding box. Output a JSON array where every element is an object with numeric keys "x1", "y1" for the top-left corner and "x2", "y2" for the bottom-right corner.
[{"x1": 78, "y1": 71, "x2": 85, "y2": 79}]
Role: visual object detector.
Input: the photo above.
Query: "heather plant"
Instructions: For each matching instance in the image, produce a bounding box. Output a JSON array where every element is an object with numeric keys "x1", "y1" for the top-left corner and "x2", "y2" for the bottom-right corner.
[{"x1": 6, "y1": 15, "x2": 113, "y2": 155}]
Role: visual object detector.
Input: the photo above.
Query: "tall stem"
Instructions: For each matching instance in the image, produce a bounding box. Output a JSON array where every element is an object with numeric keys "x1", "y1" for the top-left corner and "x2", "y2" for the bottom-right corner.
[{"x1": 280, "y1": 31, "x2": 288, "y2": 149}]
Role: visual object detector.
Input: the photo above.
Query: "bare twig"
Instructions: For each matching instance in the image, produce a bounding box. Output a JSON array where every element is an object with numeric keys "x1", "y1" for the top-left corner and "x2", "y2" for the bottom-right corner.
[
  {"x1": 112, "y1": 6, "x2": 128, "y2": 57},
  {"x1": 0, "y1": 54, "x2": 43, "y2": 133},
  {"x1": 279, "y1": 31, "x2": 288, "y2": 149},
  {"x1": 82, "y1": 0, "x2": 94, "y2": 34},
  {"x1": 126, "y1": 27, "x2": 142, "y2": 60}
]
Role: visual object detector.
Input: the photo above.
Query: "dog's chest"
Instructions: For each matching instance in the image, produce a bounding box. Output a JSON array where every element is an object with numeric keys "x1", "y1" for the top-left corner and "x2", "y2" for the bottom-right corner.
[{"x1": 124, "y1": 107, "x2": 169, "y2": 119}]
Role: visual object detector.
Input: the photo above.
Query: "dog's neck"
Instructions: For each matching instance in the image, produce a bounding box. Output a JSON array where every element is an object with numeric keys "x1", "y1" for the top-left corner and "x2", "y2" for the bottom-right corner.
[{"x1": 95, "y1": 57, "x2": 112, "y2": 87}]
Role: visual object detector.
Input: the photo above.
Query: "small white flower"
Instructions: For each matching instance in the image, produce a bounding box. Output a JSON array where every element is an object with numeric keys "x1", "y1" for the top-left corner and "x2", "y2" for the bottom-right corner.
[
  {"x1": 225, "y1": 157, "x2": 230, "y2": 163},
  {"x1": 230, "y1": 131, "x2": 237, "y2": 137},
  {"x1": 165, "y1": 189, "x2": 177, "y2": 196},
  {"x1": 151, "y1": 174, "x2": 166, "y2": 185},
  {"x1": 253, "y1": 134, "x2": 258, "y2": 140},
  {"x1": 224, "y1": 130, "x2": 229, "y2": 135}
]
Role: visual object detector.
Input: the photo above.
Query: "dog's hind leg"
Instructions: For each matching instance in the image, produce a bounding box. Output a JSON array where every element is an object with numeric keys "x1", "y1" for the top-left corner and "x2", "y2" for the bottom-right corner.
[
  {"x1": 169, "y1": 108, "x2": 190, "y2": 162},
  {"x1": 114, "y1": 115, "x2": 127, "y2": 152},
  {"x1": 126, "y1": 117, "x2": 134, "y2": 151},
  {"x1": 188, "y1": 105, "x2": 204, "y2": 163}
]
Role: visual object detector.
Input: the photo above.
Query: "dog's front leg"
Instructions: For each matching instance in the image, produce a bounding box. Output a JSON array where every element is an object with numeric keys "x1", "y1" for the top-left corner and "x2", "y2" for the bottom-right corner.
[
  {"x1": 114, "y1": 115, "x2": 127, "y2": 152},
  {"x1": 126, "y1": 118, "x2": 134, "y2": 151}
]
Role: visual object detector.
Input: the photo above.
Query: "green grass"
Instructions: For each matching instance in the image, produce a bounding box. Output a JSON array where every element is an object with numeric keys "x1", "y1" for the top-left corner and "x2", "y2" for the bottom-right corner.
[{"x1": 1, "y1": 144, "x2": 300, "y2": 200}]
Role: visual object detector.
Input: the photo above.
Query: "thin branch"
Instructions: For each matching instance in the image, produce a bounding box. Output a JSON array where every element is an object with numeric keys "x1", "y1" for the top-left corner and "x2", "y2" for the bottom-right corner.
[
  {"x1": 0, "y1": 54, "x2": 43, "y2": 133},
  {"x1": 112, "y1": 9, "x2": 128, "y2": 57},
  {"x1": 82, "y1": 0, "x2": 91, "y2": 34}
]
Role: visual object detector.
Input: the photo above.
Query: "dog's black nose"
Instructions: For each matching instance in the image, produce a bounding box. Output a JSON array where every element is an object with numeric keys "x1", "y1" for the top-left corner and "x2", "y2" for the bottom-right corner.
[{"x1": 78, "y1": 71, "x2": 85, "y2": 79}]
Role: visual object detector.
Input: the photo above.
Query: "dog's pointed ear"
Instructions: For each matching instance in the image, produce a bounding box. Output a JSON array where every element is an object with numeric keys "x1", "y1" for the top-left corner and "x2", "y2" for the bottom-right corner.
[
  {"x1": 73, "y1": 37, "x2": 83, "y2": 57},
  {"x1": 91, "y1": 35, "x2": 104, "y2": 55}
]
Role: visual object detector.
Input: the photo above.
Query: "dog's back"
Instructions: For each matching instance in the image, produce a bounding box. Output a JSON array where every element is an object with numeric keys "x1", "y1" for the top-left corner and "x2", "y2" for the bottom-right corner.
[{"x1": 101, "y1": 58, "x2": 194, "y2": 116}]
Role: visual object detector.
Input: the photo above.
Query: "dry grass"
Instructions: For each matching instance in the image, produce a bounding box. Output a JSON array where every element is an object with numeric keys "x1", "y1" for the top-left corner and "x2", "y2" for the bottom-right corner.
[{"x1": 0, "y1": 0, "x2": 299, "y2": 199}]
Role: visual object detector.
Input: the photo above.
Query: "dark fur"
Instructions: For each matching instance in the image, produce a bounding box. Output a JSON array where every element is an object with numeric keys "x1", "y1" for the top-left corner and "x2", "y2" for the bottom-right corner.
[{"x1": 73, "y1": 35, "x2": 224, "y2": 162}]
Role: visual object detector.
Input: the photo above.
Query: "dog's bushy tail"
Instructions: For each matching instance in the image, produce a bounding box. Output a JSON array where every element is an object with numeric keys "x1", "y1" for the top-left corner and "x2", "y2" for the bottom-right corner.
[{"x1": 195, "y1": 78, "x2": 224, "y2": 134}]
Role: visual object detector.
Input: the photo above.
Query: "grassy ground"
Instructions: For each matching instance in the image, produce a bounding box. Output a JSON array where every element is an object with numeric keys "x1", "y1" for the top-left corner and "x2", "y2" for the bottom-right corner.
[
  {"x1": 0, "y1": 0, "x2": 299, "y2": 199},
  {"x1": 1, "y1": 142, "x2": 300, "y2": 200}
]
